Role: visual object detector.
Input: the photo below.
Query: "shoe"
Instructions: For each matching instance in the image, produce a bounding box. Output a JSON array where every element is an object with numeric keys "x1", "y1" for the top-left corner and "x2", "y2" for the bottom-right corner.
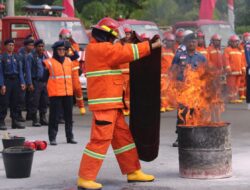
[
  {"x1": 67, "y1": 138, "x2": 78, "y2": 144},
  {"x1": 32, "y1": 114, "x2": 41, "y2": 127},
  {"x1": 12, "y1": 120, "x2": 25, "y2": 129},
  {"x1": 40, "y1": 114, "x2": 48, "y2": 126},
  {"x1": 172, "y1": 139, "x2": 178, "y2": 147},
  {"x1": 123, "y1": 110, "x2": 130, "y2": 116},
  {"x1": 165, "y1": 107, "x2": 175, "y2": 111},
  {"x1": 77, "y1": 177, "x2": 102, "y2": 190},
  {"x1": 236, "y1": 99, "x2": 243, "y2": 103},
  {"x1": 50, "y1": 140, "x2": 57, "y2": 146},
  {"x1": 160, "y1": 107, "x2": 166, "y2": 112},
  {"x1": 240, "y1": 95, "x2": 246, "y2": 100},
  {"x1": 229, "y1": 100, "x2": 238, "y2": 104},
  {"x1": 26, "y1": 112, "x2": 32, "y2": 121},
  {"x1": 17, "y1": 113, "x2": 25, "y2": 122},
  {"x1": 0, "y1": 121, "x2": 7, "y2": 130},
  {"x1": 127, "y1": 169, "x2": 155, "y2": 183}
]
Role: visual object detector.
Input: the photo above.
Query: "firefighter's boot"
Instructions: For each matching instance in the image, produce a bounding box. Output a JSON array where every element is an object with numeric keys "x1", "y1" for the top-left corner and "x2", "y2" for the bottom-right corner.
[
  {"x1": 77, "y1": 177, "x2": 102, "y2": 190},
  {"x1": 127, "y1": 170, "x2": 155, "y2": 183}
]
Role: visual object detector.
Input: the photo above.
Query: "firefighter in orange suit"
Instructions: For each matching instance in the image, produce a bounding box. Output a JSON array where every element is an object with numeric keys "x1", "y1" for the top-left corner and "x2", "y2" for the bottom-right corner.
[
  {"x1": 224, "y1": 35, "x2": 246, "y2": 103},
  {"x1": 161, "y1": 32, "x2": 175, "y2": 112},
  {"x1": 60, "y1": 28, "x2": 86, "y2": 114},
  {"x1": 119, "y1": 27, "x2": 133, "y2": 116},
  {"x1": 238, "y1": 32, "x2": 250, "y2": 100},
  {"x1": 43, "y1": 41, "x2": 81, "y2": 145},
  {"x1": 196, "y1": 31, "x2": 209, "y2": 61},
  {"x1": 174, "y1": 28, "x2": 185, "y2": 51},
  {"x1": 77, "y1": 17, "x2": 161, "y2": 190}
]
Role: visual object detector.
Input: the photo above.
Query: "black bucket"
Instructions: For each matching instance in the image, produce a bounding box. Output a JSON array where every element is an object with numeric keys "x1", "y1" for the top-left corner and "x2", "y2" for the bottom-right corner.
[
  {"x1": 178, "y1": 123, "x2": 232, "y2": 179},
  {"x1": 2, "y1": 146, "x2": 35, "y2": 178},
  {"x1": 2, "y1": 137, "x2": 25, "y2": 149}
]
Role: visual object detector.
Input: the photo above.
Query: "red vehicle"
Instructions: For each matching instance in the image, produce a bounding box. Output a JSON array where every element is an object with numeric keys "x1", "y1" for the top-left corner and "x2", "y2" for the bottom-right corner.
[
  {"x1": 118, "y1": 19, "x2": 163, "y2": 39},
  {"x1": 173, "y1": 19, "x2": 234, "y2": 47},
  {"x1": 0, "y1": 5, "x2": 89, "y2": 54}
]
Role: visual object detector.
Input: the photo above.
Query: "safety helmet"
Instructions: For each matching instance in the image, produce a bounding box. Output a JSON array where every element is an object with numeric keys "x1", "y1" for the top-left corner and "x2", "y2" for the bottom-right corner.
[
  {"x1": 243, "y1": 32, "x2": 250, "y2": 43},
  {"x1": 243, "y1": 32, "x2": 250, "y2": 38},
  {"x1": 175, "y1": 28, "x2": 185, "y2": 37},
  {"x1": 59, "y1": 28, "x2": 72, "y2": 39},
  {"x1": 124, "y1": 27, "x2": 132, "y2": 33},
  {"x1": 197, "y1": 31, "x2": 205, "y2": 38},
  {"x1": 183, "y1": 30, "x2": 193, "y2": 37},
  {"x1": 163, "y1": 32, "x2": 175, "y2": 41},
  {"x1": 229, "y1": 34, "x2": 240, "y2": 42},
  {"x1": 93, "y1": 17, "x2": 123, "y2": 38},
  {"x1": 211, "y1": 34, "x2": 222, "y2": 41}
]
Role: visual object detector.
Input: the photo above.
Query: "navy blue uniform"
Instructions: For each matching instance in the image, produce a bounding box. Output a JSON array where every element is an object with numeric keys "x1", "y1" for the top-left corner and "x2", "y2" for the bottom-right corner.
[
  {"x1": 0, "y1": 53, "x2": 25, "y2": 122},
  {"x1": 26, "y1": 52, "x2": 48, "y2": 119},
  {"x1": 171, "y1": 51, "x2": 206, "y2": 127},
  {"x1": 245, "y1": 42, "x2": 250, "y2": 103}
]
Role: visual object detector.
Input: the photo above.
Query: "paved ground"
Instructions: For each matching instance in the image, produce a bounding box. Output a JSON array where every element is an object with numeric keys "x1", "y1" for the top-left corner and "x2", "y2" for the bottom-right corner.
[{"x1": 0, "y1": 103, "x2": 250, "y2": 190}]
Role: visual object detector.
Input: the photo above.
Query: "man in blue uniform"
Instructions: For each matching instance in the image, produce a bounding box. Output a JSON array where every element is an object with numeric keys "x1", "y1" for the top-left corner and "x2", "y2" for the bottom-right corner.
[
  {"x1": 0, "y1": 39, "x2": 26, "y2": 130},
  {"x1": 18, "y1": 38, "x2": 35, "y2": 122},
  {"x1": 244, "y1": 36, "x2": 250, "y2": 110},
  {"x1": 171, "y1": 33, "x2": 207, "y2": 147},
  {"x1": 26, "y1": 39, "x2": 48, "y2": 127}
]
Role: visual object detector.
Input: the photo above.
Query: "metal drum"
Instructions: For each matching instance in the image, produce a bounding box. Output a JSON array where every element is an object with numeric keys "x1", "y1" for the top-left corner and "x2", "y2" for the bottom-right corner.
[{"x1": 178, "y1": 123, "x2": 232, "y2": 179}]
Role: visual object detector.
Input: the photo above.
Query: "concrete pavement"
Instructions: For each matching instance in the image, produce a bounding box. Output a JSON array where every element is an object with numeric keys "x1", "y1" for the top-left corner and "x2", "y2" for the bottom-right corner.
[{"x1": 0, "y1": 103, "x2": 250, "y2": 190}]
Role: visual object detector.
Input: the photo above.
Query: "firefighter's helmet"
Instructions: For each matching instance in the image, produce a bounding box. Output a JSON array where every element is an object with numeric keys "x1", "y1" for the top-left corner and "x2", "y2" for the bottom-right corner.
[
  {"x1": 59, "y1": 28, "x2": 72, "y2": 39},
  {"x1": 163, "y1": 32, "x2": 175, "y2": 41},
  {"x1": 229, "y1": 34, "x2": 240, "y2": 42},
  {"x1": 197, "y1": 31, "x2": 205, "y2": 38},
  {"x1": 211, "y1": 34, "x2": 222, "y2": 41},
  {"x1": 175, "y1": 28, "x2": 185, "y2": 37}
]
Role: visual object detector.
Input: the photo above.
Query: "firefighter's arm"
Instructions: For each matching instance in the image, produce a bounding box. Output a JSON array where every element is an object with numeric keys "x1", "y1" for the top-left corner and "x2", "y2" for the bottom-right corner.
[
  {"x1": 18, "y1": 58, "x2": 26, "y2": 90},
  {"x1": 241, "y1": 52, "x2": 247, "y2": 74},
  {"x1": 0, "y1": 60, "x2": 6, "y2": 95},
  {"x1": 223, "y1": 50, "x2": 231, "y2": 73}
]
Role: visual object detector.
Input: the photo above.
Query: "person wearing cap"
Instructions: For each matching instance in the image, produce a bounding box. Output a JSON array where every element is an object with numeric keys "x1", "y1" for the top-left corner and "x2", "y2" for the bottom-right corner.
[
  {"x1": 25, "y1": 39, "x2": 48, "y2": 127},
  {"x1": 77, "y1": 17, "x2": 161, "y2": 190},
  {"x1": 17, "y1": 37, "x2": 35, "y2": 122},
  {"x1": 171, "y1": 33, "x2": 207, "y2": 147},
  {"x1": 224, "y1": 35, "x2": 246, "y2": 103},
  {"x1": 0, "y1": 39, "x2": 26, "y2": 130},
  {"x1": 43, "y1": 40, "x2": 79, "y2": 145}
]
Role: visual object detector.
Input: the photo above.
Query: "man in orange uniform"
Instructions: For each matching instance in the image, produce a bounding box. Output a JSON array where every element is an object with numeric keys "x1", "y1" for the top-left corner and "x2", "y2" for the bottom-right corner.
[
  {"x1": 224, "y1": 35, "x2": 246, "y2": 103},
  {"x1": 60, "y1": 28, "x2": 86, "y2": 114},
  {"x1": 77, "y1": 17, "x2": 161, "y2": 190},
  {"x1": 174, "y1": 29, "x2": 185, "y2": 51},
  {"x1": 161, "y1": 32, "x2": 175, "y2": 112},
  {"x1": 119, "y1": 27, "x2": 133, "y2": 116},
  {"x1": 238, "y1": 32, "x2": 250, "y2": 100},
  {"x1": 196, "y1": 31, "x2": 209, "y2": 61}
]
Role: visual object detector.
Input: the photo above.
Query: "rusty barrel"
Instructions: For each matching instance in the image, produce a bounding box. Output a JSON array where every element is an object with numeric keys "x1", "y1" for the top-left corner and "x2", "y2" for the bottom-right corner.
[{"x1": 178, "y1": 123, "x2": 232, "y2": 179}]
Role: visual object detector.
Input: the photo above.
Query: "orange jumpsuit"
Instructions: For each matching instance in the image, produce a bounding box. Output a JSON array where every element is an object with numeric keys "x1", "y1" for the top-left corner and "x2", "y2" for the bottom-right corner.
[
  {"x1": 239, "y1": 43, "x2": 247, "y2": 98},
  {"x1": 207, "y1": 46, "x2": 224, "y2": 72},
  {"x1": 224, "y1": 47, "x2": 246, "y2": 100},
  {"x1": 119, "y1": 62, "x2": 130, "y2": 111},
  {"x1": 161, "y1": 47, "x2": 174, "y2": 109},
  {"x1": 78, "y1": 38, "x2": 151, "y2": 180},
  {"x1": 196, "y1": 46, "x2": 209, "y2": 61}
]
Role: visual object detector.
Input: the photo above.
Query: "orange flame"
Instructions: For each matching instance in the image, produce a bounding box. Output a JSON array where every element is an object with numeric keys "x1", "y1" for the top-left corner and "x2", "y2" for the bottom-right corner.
[{"x1": 167, "y1": 64, "x2": 225, "y2": 126}]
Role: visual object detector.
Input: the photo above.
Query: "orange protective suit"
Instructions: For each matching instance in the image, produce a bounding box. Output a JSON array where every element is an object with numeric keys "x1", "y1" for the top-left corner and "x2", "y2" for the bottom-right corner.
[
  {"x1": 161, "y1": 47, "x2": 174, "y2": 109},
  {"x1": 78, "y1": 38, "x2": 151, "y2": 180},
  {"x1": 224, "y1": 47, "x2": 246, "y2": 100},
  {"x1": 196, "y1": 46, "x2": 209, "y2": 61}
]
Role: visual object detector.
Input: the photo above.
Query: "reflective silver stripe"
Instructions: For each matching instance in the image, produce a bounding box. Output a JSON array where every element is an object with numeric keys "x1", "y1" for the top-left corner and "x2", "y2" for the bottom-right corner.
[
  {"x1": 161, "y1": 74, "x2": 167, "y2": 77},
  {"x1": 49, "y1": 75, "x2": 72, "y2": 79},
  {"x1": 230, "y1": 71, "x2": 242, "y2": 75},
  {"x1": 76, "y1": 96, "x2": 83, "y2": 100},
  {"x1": 131, "y1": 44, "x2": 139, "y2": 60},
  {"x1": 114, "y1": 143, "x2": 136, "y2": 155},
  {"x1": 210, "y1": 50, "x2": 221, "y2": 54},
  {"x1": 162, "y1": 52, "x2": 174, "y2": 56},
  {"x1": 120, "y1": 68, "x2": 129, "y2": 73},
  {"x1": 86, "y1": 69, "x2": 122, "y2": 78},
  {"x1": 72, "y1": 66, "x2": 80, "y2": 71},
  {"x1": 199, "y1": 51, "x2": 208, "y2": 54},
  {"x1": 88, "y1": 97, "x2": 122, "y2": 105},
  {"x1": 229, "y1": 52, "x2": 242, "y2": 55}
]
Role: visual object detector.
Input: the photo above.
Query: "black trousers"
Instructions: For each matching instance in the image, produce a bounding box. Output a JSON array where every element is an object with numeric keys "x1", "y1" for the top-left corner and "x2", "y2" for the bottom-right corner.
[
  {"x1": 0, "y1": 78, "x2": 21, "y2": 121},
  {"x1": 48, "y1": 96, "x2": 73, "y2": 141},
  {"x1": 27, "y1": 80, "x2": 48, "y2": 115},
  {"x1": 246, "y1": 66, "x2": 250, "y2": 103}
]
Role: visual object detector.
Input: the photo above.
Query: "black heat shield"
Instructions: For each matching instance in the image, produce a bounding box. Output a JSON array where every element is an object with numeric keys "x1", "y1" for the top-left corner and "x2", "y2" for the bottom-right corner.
[{"x1": 129, "y1": 35, "x2": 161, "y2": 162}]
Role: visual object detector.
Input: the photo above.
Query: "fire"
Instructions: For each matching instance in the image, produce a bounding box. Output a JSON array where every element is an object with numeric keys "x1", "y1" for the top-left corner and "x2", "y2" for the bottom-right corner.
[{"x1": 167, "y1": 64, "x2": 225, "y2": 126}]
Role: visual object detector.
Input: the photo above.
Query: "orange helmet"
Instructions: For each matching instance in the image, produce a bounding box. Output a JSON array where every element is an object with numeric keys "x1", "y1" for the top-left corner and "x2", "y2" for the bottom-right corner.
[
  {"x1": 197, "y1": 31, "x2": 205, "y2": 38},
  {"x1": 211, "y1": 34, "x2": 222, "y2": 41},
  {"x1": 140, "y1": 33, "x2": 149, "y2": 40},
  {"x1": 124, "y1": 27, "x2": 132, "y2": 33},
  {"x1": 229, "y1": 34, "x2": 240, "y2": 42},
  {"x1": 59, "y1": 28, "x2": 72, "y2": 39},
  {"x1": 243, "y1": 32, "x2": 250, "y2": 38},
  {"x1": 163, "y1": 32, "x2": 175, "y2": 41},
  {"x1": 93, "y1": 17, "x2": 121, "y2": 38},
  {"x1": 175, "y1": 29, "x2": 185, "y2": 37}
]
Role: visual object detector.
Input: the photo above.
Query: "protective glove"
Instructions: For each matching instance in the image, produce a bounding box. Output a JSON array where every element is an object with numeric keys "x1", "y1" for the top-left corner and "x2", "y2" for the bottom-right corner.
[{"x1": 79, "y1": 107, "x2": 86, "y2": 115}]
